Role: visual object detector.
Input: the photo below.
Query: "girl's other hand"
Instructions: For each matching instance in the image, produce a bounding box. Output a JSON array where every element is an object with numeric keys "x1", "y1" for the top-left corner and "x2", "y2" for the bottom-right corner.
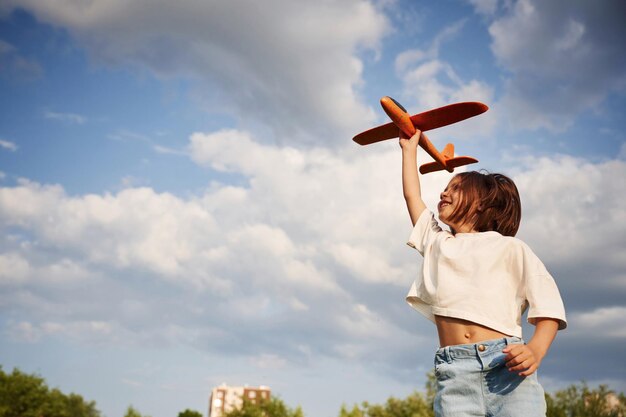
[{"x1": 502, "y1": 344, "x2": 542, "y2": 377}]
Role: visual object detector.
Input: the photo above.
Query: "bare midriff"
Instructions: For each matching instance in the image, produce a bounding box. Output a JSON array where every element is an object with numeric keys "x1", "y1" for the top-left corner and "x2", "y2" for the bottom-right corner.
[{"x1": 435, "y1": 315, "x2": 510, "y2": 347}]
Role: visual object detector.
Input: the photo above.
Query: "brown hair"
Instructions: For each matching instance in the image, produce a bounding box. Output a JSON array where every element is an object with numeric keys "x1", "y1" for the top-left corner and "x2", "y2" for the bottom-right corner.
[{"x1": 445, "y1": 171, "x2": 521, "y2": 236}]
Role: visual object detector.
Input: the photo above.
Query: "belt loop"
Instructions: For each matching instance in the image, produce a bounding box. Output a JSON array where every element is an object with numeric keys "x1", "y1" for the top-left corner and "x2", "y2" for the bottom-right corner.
[
  {"x1": 444, "y1": 346, "x2": 452, "y2": 363},
  {"x1": 504, "y1": 336, "x2": 520, "y2": 346}
]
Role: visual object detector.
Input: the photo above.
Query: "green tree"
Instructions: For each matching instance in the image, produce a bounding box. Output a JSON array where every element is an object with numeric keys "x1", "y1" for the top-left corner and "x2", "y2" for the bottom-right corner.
[
  {"x1": 338, "y1": 391, "x2": 433, "y2": 417},
  {"x1": 178, "y1": 409, "x2": 203, "y2": 417},
  {"x1": 0, "y1": 367, "x2": 49, "y2": 417},
  {"x1": 124, "y1": 405, "x2": 151, "y2": 417},
  {"x1": 0, "y1": 366, "x2": 99, "y2": 417},
  {"x1": 338, "y1": 404, "x2": 365, "y2": 417},
  {"x1": 224, "y1": 397, "x2": 304, "y2": 417},
  {"x1": 339, "y1": 371, "x2": 435, "y2": 417},
  {"x1": 546, "y1": 383, "x2": 626, "y2": 417}
]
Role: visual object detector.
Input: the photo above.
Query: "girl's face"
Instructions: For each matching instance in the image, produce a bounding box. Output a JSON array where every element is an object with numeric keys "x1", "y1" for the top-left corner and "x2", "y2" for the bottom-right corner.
[
  {"x1": 438, "y1": 177, "x2": 474, "y2": 233},
  {"x1": 438, "y1": 177, "x2": 460, "y2": 224}
]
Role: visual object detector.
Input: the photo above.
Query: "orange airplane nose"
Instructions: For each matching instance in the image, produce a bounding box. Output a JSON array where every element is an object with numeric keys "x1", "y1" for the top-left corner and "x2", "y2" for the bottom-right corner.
[
  {"x1": 380, "y1": 96, "x2": 416, "y2": 137},
  {"x1": 380, "y1": 96, "x2": 408, "y2": 113}
]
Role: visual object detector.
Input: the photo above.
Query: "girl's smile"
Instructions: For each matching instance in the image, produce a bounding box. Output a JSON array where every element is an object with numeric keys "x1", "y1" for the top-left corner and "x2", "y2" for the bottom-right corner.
[
  {"x1": 437, "y1": 199, "x2": 452, "y2": 211},
  {"x1": 437, "y1": 183, "x2": 458, "y2": 222}
]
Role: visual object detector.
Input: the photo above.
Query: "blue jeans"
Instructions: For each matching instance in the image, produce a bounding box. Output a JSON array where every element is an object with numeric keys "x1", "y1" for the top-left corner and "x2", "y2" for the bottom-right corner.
[{"x1": 434, "y1": 337, "x2": 546, "y2": 417}]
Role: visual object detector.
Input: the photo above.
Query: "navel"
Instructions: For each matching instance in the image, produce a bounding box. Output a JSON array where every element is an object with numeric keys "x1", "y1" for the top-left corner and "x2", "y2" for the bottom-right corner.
[{"x1": 464, "y1": 332, "x2": 471, "y2": 339}]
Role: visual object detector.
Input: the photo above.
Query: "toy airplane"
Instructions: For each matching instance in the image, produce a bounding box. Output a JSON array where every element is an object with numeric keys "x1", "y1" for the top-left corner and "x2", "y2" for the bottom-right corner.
[{"x1": 353, "y1": 97, "x2": 488, "y2": 174}]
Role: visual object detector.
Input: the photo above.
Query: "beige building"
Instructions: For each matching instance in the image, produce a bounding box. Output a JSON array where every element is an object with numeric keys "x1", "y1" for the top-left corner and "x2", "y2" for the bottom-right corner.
[{"x1": 208, "y1": 384, "x2": 271, "y2": 417}]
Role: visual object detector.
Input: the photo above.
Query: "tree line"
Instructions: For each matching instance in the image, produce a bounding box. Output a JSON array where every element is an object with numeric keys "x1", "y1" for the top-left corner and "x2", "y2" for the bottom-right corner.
[{"x1": 1, "y1": 366, "x2": 624, "y2": 417}]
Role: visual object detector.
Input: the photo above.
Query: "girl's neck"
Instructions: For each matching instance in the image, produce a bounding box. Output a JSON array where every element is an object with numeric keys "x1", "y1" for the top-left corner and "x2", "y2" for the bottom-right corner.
[{"x1": 449, "y1": 222, "x2": 477, "y2": 234}]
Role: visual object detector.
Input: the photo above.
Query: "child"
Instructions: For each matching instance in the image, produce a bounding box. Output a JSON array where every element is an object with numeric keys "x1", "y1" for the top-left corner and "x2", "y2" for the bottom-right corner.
[{"x1": 400, "y1": 129, "x2": 566, "y2": 416}]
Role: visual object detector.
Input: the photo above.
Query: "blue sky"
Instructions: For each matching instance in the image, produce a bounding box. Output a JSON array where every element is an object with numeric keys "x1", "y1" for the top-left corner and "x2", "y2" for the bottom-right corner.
[{"x1": 1, "y1": 1, "x2": 625, "y2": 416}]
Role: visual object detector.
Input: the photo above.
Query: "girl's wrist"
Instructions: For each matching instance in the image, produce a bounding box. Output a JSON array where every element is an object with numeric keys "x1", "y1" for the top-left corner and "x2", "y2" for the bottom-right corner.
[{"x1": 527, "y1": 340, "x2": 548, "y2": 361}]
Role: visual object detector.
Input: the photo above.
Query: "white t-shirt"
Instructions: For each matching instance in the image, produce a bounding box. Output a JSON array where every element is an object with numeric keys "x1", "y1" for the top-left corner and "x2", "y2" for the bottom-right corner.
[{"x1": 406, "y1": 210, "x2": 567, "y2": 338}]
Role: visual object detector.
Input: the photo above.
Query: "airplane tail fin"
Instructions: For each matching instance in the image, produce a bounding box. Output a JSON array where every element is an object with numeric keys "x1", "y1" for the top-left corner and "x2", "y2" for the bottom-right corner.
[{"x1": 442, "y1": 143, "x2": 454, "y2": 159}]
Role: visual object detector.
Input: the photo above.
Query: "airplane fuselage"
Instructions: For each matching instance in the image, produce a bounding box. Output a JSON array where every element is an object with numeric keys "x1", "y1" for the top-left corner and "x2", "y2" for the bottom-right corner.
[{"x1": 380, "y1": 96, "x2": 452, "y2": 172}]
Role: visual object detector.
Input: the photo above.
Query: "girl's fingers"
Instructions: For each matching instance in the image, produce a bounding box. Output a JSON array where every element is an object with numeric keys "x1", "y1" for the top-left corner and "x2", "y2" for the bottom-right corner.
[
  {"x1": 508, "y1": 358, "x2": 533, "y2": 372},
  {"x1": 507, "y1": 357, "x2": 529, "y2": 369},
  {"x1": 504, "y1": 347, "x2": 526, "y2": 363},
  {"x1": 506, "y1": 351, "x2": 530, "y2": 366},
  {"x1": 503, "y1": 344, "x2": 523, "y2": 355},
  {"x1": 518, "y1": 364, "x2": 537, "y2": 377}
]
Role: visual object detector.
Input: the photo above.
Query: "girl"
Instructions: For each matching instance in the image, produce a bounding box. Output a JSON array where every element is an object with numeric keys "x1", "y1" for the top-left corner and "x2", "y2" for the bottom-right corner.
[{"x1": 400, "y1": 129, "x2": 566, "y2": 416}]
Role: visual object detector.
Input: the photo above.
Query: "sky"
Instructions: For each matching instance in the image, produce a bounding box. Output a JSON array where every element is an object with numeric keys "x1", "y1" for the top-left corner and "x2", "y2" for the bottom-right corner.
[{"x1": 0, "y1": 0, "x2": 625, "y2": 416}]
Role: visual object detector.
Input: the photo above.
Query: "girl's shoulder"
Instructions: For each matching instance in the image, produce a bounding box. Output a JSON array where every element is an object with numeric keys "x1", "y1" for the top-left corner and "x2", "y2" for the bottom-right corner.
[
  {"x1": 498, "y1": 235, "x2": 548, "y2": 269},
  {"x1": 462, "y1": 232, "x2": 536, "y2": 259}
]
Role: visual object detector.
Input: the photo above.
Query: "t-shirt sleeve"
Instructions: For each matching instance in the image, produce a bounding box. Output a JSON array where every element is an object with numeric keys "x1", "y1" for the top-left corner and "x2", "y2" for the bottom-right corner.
[
  {"x1": 406, "y1": 210, "x2": 442, "y2": 256},
  {"x1": 524, "y1": 251, "x2": 567, "y2": 330}
]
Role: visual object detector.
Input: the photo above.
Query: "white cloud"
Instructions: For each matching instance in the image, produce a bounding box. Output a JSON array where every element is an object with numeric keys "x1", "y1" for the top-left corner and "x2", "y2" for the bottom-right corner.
[
  {"x1": 6, "y1": 321, "x2": 40, "y2": 343},
  {"x1": 121, "y1": 378, "x2": 143, "y2": 388},
  {"x1": 107, "y1": 130, "x2": 150, "y2": 142},
  {"x1": 0, "y1": 139, "x2": 17, "y2": 151},
  {"x1": 119, "y1": 175, "x2": 150, "y2": 189},
  {"x1": 569, "y1": 306, "x2": 626, "y2": 338},
  {"x1": 2, "y1": 0, "x2": 389, "y2": 144},
  {"x1": 0, "y1": 252, "x2": 30, "y2": 285},
  {"x1": 337, "y1": 303, "x2": 390, "y2": 339},
  {"x1": 248, "y1": 353, "x2": 288, "y2": 370},
  {"x1": 329, "y1": 243, "x2": 404, "y2": 284},
  {"x1": 394, "y1": 19, "x2": 466, "y2": 74},
  {"x1": 0, "y1": 253, "x2": 90, "y2": 286},
  {"x1": 44, "y1": 110, "x2": 86, "y2": 125},
  {"x1": 0, "y1": 128, "x2": 448, "y2": 363},
  {"x1": 7, "y1": 320, "x2": 116, "y2": 343},
  {"x1": 512, "y1": 155, "x2": 626, "y2": 270},
  {"x1": 394, "y1": 49, "x2": 427, "y2": 74},
  {"x1": 152, "y1": 144, "x2": 187, "y2": 156},
  {"x1": 0, "y1": 180, "x2": 221, "y2": 282},
  {"x1": 467, "y1": 0, "x2": 500, "y2": 16},
  {"x1": 486, "y1": 0, "x2": 626, "y2": 131}
]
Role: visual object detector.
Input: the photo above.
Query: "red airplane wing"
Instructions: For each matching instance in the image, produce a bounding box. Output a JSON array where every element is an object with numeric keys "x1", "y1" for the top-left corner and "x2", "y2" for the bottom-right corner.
[{"x1": 353, "y1": 102, "x2": 488, "y2": 146}]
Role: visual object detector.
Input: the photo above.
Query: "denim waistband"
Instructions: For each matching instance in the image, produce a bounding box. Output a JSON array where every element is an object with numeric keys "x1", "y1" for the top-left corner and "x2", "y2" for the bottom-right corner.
[{"x1": 436, "y1": 337, "x2": 523, "y2": 361}]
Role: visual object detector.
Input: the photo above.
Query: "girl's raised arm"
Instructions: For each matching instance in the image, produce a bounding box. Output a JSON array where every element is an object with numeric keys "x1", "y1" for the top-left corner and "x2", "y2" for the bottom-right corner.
[{"x1": 400, "y1": 129, "x2": 427, "y2": 225}]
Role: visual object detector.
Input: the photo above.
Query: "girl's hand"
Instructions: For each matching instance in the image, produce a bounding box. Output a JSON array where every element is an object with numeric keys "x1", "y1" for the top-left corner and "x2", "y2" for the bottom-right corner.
[
  {"x1": 399, "y1": 129, "x2": 422, "y2": 150},
  {"x1": 502, "y1": 344, "x2": 542, "y2": 376}
]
